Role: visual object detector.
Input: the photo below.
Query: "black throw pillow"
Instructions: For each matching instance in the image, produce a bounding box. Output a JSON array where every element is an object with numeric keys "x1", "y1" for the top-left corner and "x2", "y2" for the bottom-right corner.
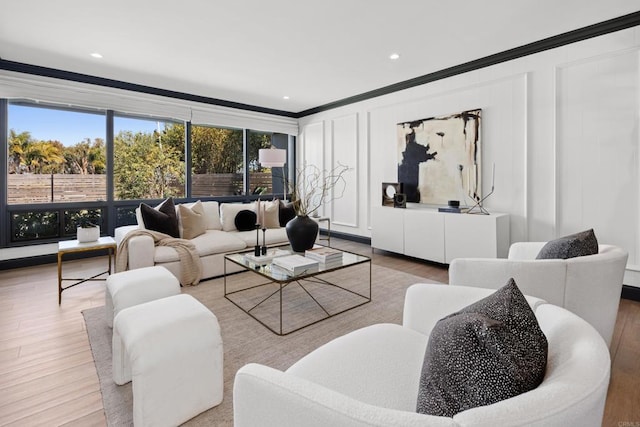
[
  {"x1": 235, "y1": 209, "x2": 257, "y2": 231},
  {"x1": 140, "y1": 197, "x2": 180, "y2": 238},
  {"x1": 536, "y1": 228, "x2": 598, "y2": 259},
  {"x1": 416, "y1": 278, "x2": 548, "y2": 417},
  {"x1": 279, "y1": 200, "x2": 296, "y2": 227}
]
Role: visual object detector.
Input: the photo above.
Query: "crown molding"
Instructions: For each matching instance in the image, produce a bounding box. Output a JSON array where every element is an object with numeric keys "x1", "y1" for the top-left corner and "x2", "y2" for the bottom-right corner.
[
  {"x1": 1, "y1": 11, "x2": 638, "y2": 120},
  {"x1": 296, "y1": 10, "x2": 640, "y2": 117}
]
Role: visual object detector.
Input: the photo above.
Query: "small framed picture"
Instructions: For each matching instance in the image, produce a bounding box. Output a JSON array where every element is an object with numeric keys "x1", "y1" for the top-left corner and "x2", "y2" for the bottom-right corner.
[{"x1": 382, "y1": 182, "x2": 403, "y2": 206}]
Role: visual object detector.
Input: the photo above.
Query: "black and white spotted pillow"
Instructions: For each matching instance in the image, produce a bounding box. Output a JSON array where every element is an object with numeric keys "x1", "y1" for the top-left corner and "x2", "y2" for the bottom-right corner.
[
  {"x1": 416, "y1": 278, "x2": 548, "y2": 417},
  {"x1": 536, "y1": 228, "x2": 598, "y2": 259}
]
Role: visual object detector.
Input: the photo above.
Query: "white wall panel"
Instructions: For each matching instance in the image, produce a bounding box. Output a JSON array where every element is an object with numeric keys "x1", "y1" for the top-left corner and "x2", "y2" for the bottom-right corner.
[
  {"x1": 301, "y1": 122, "x2": 324, "y2": 171},
  {"x1": 556, "y1": 49, "x2": 640, "y2": 267},
  {"x1": 331, "y1": 114, "x2": 358, "y2": 227}
]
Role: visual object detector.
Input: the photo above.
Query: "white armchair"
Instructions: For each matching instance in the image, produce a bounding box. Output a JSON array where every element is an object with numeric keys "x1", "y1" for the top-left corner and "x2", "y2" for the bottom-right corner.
[
  {"x1": 233, "y1": 284, "x2": 610, "y2": 427},
  {"x1": 449, "y1": 243, "x2": 628, "y2": 346}
]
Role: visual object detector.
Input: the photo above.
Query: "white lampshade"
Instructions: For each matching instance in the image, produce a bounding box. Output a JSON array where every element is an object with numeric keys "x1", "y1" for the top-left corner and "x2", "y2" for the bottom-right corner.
[{"x1": 258, "y1": 148, "x2": 286, "y2": 167}]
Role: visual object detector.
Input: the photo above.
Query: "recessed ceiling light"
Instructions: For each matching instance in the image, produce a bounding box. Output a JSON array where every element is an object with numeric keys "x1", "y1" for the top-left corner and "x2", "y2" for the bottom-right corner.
[
  {"x1": 389, "y1": 53, "x2": 400, "y2": 60},
  {"x1": 283, "y1": 96, "x2": 290, "y2": 100},
  {"x1": 90, "y1": 52, "x2": 103, "y2": 59}
]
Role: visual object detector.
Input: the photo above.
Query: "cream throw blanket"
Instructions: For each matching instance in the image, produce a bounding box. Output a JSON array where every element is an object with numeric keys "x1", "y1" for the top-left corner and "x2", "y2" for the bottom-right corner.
[{"x1": 116, "y1": 229, "x2": 203, "y2": 286}]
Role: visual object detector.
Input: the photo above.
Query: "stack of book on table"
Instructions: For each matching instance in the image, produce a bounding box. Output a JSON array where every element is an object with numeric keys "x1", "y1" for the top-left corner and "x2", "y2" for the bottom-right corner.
[
  {"x1": 305, "y1": 246, "x2": 343, "y2": 269},
  {"x1": 271, "y1": 254, "x2": 319, "y2": 275}
]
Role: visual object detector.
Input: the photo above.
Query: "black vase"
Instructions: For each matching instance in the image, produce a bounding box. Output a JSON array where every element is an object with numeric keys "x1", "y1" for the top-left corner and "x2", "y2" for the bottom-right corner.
[{"x1": 286, "y1": 215, "x2": 319, "y2": 252}]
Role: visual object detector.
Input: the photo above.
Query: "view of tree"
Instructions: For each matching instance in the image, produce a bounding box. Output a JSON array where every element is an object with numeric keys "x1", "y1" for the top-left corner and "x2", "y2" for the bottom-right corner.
[
  {"x1": 191, "y1": 125, "x2": 243, "y2": 174},
  {"x1": 113, "y1": 130, "x2": 184, "y2": 200},
  {"x1": 7, "y1": 123, "x2": 276, "y2": 200},
  {"x1": 8, "y1": 130, "x2": 103, "y2": 175},
  {"x1": 8, "y1": 130, "x2": 32, "y2": 174},
  {"x1": 64, "y1": 138, "x2": 106, "y2": 174},
  {"x1": 25, "y1": 140, "x2": 66, "y2": 173}
]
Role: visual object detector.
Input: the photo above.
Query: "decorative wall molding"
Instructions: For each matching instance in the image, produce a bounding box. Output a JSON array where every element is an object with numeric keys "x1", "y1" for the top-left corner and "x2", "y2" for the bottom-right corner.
[
  {"x1": 330, "y1": 113, "x2": 359, "y2": 228},
  {"x1": 363, "y1": 72, "x2": 529, "y2": 244},
  {"x1": 554, "y1": 48, "x2": 640, "y2": 267},
  {"x1": 3, "y1": 12, "x2": 638, "y2": 120}
]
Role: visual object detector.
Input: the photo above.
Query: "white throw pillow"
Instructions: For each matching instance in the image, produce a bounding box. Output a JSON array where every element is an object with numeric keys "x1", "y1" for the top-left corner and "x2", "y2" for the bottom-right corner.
[
  {"x1": 135, "y1": 207, "x2": 145, "y2": 230},
  {"x1": 220, "y1": 202, "x2": 255, "y2": 232},
  {"x1": 200, "y1": 201, "x2": 222, "y2": 230}
]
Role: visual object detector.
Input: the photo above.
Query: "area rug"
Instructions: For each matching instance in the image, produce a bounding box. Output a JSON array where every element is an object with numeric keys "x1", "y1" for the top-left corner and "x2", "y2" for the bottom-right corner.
[{"x1": 82, "y1": 264, "x2": 443, "y2": 426}]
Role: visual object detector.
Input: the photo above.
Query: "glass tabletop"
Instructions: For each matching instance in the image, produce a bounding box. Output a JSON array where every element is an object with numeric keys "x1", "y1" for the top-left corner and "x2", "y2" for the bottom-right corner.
[{"x1": 225, "y1": 244, "x2": 370, "y2": 282}]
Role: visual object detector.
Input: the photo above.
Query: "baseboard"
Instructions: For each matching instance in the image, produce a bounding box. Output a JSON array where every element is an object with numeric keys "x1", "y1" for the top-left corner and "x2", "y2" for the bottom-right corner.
[
  {"x1": 0, "y1": 254, "x2": 55, "y2": 270},
  {"x1": 323, "y1": 229, "x2": 371, "y2": 245},
  {"x1": 0, "y1": 249, "x2": 111, "y2": 271},
  {"x1": 622, "y1": 284, "x2": 640, "y2": 302}
]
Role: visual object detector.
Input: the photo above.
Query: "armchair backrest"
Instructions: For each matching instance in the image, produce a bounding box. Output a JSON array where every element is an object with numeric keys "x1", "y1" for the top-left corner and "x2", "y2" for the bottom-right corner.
[
  {"x1": 563, "y1": 245, "x2": 628, "y2": 347},
  {"x1": 449, "y1": 243, "x2": 628, "y2": 346}
]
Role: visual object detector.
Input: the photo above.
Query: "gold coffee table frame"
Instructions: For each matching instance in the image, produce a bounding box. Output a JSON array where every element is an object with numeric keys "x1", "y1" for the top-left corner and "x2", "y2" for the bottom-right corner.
[{"x1": 57, "y1": 236, "x2": 117, "y2": 304}]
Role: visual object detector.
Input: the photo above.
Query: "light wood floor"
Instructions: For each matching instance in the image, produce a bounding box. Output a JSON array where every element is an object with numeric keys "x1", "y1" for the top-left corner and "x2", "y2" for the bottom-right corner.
[{"x1": 0, "y1": 238, "x2": 638, "y2": 426}]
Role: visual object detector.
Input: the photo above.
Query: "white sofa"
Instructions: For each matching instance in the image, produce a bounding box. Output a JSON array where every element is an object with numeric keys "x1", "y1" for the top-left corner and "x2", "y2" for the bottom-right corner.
[
  {"x1": 234, "y1": 284, "x2": 611, "y2": 427},
  {"x1": 114, "y1": 200, "x2": 291, "y2": 282},
  {"x1": 449, "y1": 243, "x2": 628, "y2": 346}
]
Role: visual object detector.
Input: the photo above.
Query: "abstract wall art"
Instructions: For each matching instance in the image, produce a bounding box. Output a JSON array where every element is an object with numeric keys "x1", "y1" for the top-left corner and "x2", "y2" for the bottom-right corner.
[{"x1": 397, "y1": 109, "x2": 481, "y2": 205}]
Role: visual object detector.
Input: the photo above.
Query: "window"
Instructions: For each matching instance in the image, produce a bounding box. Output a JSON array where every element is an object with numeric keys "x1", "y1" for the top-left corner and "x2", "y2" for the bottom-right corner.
[
  {"x1": 113, "y1": 116, "x2": 186, "y2": 200},
  {"x1": 7, "y1": 103, "x2": 106, "y2": 204},
  {"x1": 10, "y1": 210, "x2": 59, "y2": 241},
  {"x1": 191, "y1": 125, "x2": 243, "y2": 197},
  {"x1": 64, "y1": 208, "x2": 103, "y2": 235},
  {"x1": 249, "y1": 131, "x2": 290, "y2": 199},
  {"x1": 247, "y1": 130, "x2": 275, "y2": 195},
  {"x1": 2, "y1": 99, "x2": 295, "y2": 246}
]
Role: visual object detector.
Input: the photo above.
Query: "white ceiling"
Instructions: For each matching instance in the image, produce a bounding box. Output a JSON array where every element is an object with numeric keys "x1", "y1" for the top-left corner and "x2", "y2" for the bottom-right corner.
[{"x1": 1, "y1": 1, "x2": 638, "y2": 114}]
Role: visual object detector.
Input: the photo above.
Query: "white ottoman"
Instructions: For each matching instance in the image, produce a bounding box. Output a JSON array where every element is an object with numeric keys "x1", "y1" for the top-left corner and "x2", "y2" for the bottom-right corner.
[
  {"x1": 112, "y1": 294, "x2": 224, "y2": 427},
  {"x1": 105, "y1": 266, "x2": 180, "y2": 328}
]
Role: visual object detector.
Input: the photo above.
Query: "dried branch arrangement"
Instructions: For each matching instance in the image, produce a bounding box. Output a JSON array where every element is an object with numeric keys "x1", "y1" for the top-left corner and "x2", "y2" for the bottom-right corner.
[{"x1": 289, "y1": 163, "x2": 349, "y2": 217}]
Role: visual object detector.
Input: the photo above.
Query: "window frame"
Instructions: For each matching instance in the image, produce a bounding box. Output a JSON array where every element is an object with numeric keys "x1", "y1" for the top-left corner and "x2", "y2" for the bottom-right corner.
[{"x1": 1, "y1": 99, "x2": 295, "y2": 248}]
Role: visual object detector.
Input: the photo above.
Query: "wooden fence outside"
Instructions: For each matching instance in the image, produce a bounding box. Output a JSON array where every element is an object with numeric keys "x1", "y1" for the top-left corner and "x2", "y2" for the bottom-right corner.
[
  {"x1": 7, "y1": 174, "x2": 107, "y2": 204},
  {"x1": 7, "y1": 173, "x2": 276, "y2": 204}
]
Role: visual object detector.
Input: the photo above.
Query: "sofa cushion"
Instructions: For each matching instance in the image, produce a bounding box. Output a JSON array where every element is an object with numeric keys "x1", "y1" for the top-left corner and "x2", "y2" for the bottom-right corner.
[
  {"x1": 416, "y1": 278, "x2": 548, "y2": 417},
  {"x1": 230, "y1": 227, "x2": 289, "y2": 247},
  {"x1": 154, "y1": 230, "x2": 247, "y2": 263},
  {"x1": 221, "y1": 203, "x2": 255, "y2": 232},
  {"x1": 279, "y1": 200, "x2": 296, "y2": 227},
  {"x1": 178, "y1": 201, "x2": 207, "y2": 239},
  {"x1": 140, "y1": 197, "x2": 180, "y2": 238},
  {"x1": 536, "y1": 229, "x2": 599, "y2": 260}
]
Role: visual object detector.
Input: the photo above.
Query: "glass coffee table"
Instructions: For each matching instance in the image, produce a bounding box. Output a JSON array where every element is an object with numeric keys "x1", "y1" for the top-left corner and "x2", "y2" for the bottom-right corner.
[{"x1": 224, "y1": 245, "x2": 371, "y2": 335}]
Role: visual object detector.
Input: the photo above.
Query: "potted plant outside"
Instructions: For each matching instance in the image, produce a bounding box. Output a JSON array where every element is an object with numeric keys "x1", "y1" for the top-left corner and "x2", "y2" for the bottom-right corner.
[{"x1": 76, "y1": 210, "x2": 101, "y2": 243}]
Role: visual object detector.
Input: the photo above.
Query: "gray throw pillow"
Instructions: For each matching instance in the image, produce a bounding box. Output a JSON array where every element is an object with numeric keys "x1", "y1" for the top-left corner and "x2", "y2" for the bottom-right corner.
[
  {"x1": 416, "y1": 278, "x2": 548, "y2": 417},
  {"x1": 536, "y1": 228, "x2": 598, "y2": 259}
]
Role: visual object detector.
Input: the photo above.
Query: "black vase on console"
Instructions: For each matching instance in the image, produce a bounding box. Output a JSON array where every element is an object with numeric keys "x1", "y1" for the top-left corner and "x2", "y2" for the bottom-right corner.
[{"x1": 286, "y1": 215, "x2": 319, "y2": 252}]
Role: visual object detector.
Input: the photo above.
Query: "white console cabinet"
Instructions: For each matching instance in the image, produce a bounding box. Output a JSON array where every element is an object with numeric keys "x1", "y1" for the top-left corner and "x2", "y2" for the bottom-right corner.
[{"x1": 371, "y1": 205, "x2": 509, "y2": 263}]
